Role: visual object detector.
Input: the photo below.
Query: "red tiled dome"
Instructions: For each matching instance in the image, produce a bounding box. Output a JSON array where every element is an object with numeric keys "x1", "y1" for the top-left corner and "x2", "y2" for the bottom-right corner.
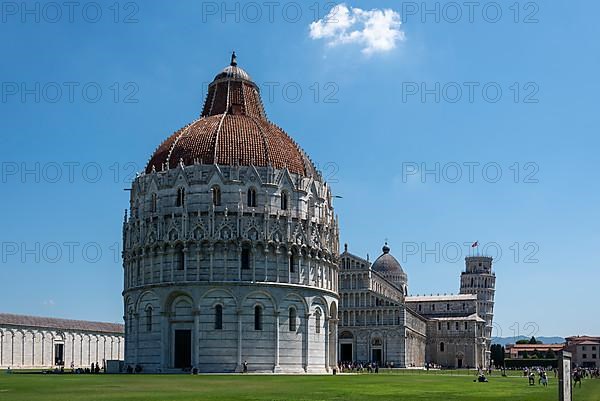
[{"x1": 146, "y1": 53, "x2": 317, "y2": 177}]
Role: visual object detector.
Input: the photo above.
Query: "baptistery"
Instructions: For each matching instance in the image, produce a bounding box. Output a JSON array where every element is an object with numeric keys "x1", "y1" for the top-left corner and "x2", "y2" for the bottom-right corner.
[{"x1": 122, "y1": 53, "x2": 339, "y2": 373}]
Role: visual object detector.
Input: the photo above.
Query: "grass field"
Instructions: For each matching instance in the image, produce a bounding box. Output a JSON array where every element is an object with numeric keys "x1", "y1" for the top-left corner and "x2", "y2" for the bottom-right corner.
[{"x1": 0, "y1": 372, "x2": 599, "y2": 401}]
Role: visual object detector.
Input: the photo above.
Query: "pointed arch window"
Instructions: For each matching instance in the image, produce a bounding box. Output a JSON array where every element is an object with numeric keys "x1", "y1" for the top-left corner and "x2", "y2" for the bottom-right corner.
[
  {"x1": 145, "y1": 306, "x2": 153, "y2": 332},
  {"x1": 289, "y1": 253, "x2": 295, "y2": 273},
  {"x1": 281, "y1": 191, "x2": 288, "y2": 210},
  {"x1": 211, "y1": 185, "x2": 221, "y2": 206},
  {"x1": 241, "y1": 248, "x2": 250, "y2": 270},
  {"x1": 151, "y1": 193, "x2": 158, "y2": 212},
  {"x1": 440, "y1": 342, "x2": 445, "y2": 352},
  {"x1": 247, "y1": 187, "x2": 257, "y2": 207},
  {"x1": 176, "y1": 246, "x2": 185, "y2": 271},
  {"x1": 215, "y1": 305, "x2": 223, "y2": 330},
  {"x1": 176, "y1": 187, "x2": 185, "y2": 207},
  {"x1": 289, "y1": 307, "x2": 297, "y2": 332},
  {"x1": 254, "y1": 305, "x2": 263, "y2": 331},
  {"x1": 315, "y1": 309, "x2": 321, "y2": 334}
]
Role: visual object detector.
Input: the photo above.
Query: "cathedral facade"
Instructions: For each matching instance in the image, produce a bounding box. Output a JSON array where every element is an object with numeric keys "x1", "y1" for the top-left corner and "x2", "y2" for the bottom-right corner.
[
  {"x1": 339, "y1": 245, "x2": 495, "y2": 369},
  {"x1": 122, "y1": 54, "x2": 339, "y2": 373}
]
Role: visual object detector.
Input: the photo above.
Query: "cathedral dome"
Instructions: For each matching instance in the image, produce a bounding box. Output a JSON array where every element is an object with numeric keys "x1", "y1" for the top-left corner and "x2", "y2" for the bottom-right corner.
[
  {"x1": 145, "y1": 52, "x2": 317, "y2": 177},
  {"x1": 371, "y1": 243, "x2": 407, "y2": 291},
  {"x1": 372, "y1": 243, "x2": 404, "y2": 275}
]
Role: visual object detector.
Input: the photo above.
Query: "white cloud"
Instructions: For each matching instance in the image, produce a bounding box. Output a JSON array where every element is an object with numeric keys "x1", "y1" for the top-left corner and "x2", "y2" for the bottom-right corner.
[
  {"x1": 309, "y1": 4, "x2": 405, "y2": 55},
  {"x1": 43, "y1": 299, "x2": 56, "y2": 306}
]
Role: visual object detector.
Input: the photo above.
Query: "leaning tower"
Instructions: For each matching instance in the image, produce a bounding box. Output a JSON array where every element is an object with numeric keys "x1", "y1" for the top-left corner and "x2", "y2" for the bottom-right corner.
[{"x1": 459, "y1": 256, "x2": 495, "y2": 366}]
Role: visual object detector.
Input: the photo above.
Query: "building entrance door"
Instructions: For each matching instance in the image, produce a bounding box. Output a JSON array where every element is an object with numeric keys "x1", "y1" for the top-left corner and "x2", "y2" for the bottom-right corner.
[
  {"x1": 457, "y1": 358, "x2": 463, "y2": 368},
  {"x1": 372, "y1": 349, "x2": 382, "y2": 365},
  {"x1": 340, "y1": 343, "x2": 353, "y2": 361},
  {"x1": 54, "y1": 343, "x2": 64, "y2": 366},
  {"x1": 174, "y1": 329, "x2": 192, "y2": 369}
]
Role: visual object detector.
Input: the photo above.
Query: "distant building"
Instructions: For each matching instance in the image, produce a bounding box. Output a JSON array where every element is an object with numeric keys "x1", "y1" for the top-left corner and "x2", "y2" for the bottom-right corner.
[
  {"x1": 0, "y1": 313, "x2": 124, "y2": 369},
  {"x1": 504, "y1": 343, "x2": 564, "y2": 359},
  {"x1": 565, "y1": 336, "x2": 600, "y2": 368},
  {"x1": 339, "y1": 244, "x2": 494, "y2": 368}
]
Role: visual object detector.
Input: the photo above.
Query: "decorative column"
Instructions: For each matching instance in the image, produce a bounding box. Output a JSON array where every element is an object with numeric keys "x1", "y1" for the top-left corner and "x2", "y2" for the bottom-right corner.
[
  {"x1": 324, "y1": 316, "x2": 329, "y2": 372},
  {"x1": 236, "y1": 308, "x2": 243, "y2": 372},
  {"x1": 303, "y1": 313, "x2": 311, "y2": 372},
  {"x1": 209, "y1": 246, "x2": 214, "y2": 282},
  {"x1": 287, "y1": 250, "x2": 292, "y2": 283},
  {"x1": 159, "y1": 248, "x2": 164, "y2": 282},
  {"x1": 170, "y1": 246, "x2": 175, "y2": 282},
  {"x1": 252, "y1": 245, "x2": 257, "y2": 282},
  {"x1": 224, "y1": 245, "x2": 228, "y2": 281},
  {"x1": 275, "y1": 249, "x2": 281, "y2": 282},
  {"x1": 274, "y1": 311, "x2": 281, "y2": 372},
  {"x1": 192, "y1": 308, "x2": 200, "y2": 369},
  {"x1": 183, "y1": 246, "x2": 189, "y2": 281},
  {"x1": 196, "y1": 247, "x2": 201, "y2": 281},
  {"x1": 264, "y1": 249, "x2": 269, "y2": 281},
  {"x1": 237, "y1": 245, "x2": 242, "y2": 281},
  {"x1": 160, "y1": 311, "x2": 170, "y2": 371},
  {"x1": 331, "y1": 317, "x2": 339, "y2": 368}
]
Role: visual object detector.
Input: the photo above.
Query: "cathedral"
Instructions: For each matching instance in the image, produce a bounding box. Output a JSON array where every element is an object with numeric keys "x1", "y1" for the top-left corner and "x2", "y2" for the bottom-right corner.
[
  {"x1": 121, "y1": 54, "x2": 495, "y2": 373},
  {"x1": 339, "y1": 244, "x2": 495, "y2": 369}
]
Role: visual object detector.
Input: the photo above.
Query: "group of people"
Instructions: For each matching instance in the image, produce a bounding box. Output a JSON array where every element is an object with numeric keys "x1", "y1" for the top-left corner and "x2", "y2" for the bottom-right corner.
[
  {"x1": 572, "y1": 367, "x2": 600, "y2": 387},
  {"x1": 337, "y1": 361, "x2": 381, "y2": 373},
  {"x1": 524, "y1": 368, "x2": 549, "y2": 387}
]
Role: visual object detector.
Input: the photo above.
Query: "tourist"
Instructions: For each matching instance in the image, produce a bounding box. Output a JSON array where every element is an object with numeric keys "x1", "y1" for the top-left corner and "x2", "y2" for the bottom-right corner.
[
  {"x1": 573, "y1": 369, "x2": 582, "y2": 388},
  {"x1": 541, "y1": 371, "x2": 548, "y2": 387},
  {"x1": 243, "y1": 361, "x2": 248, "y2": 373}
]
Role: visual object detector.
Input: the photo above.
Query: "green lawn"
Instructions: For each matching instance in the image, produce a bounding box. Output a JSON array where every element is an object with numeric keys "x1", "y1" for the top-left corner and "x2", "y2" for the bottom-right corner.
[{"x1": 0, "y1": 372, "x2": 599, "y2": 401}]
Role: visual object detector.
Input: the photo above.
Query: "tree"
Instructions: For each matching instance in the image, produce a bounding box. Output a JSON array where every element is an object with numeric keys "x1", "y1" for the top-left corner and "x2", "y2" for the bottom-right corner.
[
  {"x1": 546, "y1": 349, "x2": 557, "y2": 359},
  {"x1": 516, "y1": 339, "x2": 529, "y2": 344},
  {"x1": 490, "y1": 345, "x2": 506, "y2": 368},
  {"x1": 529, "y1": 336, "x2": 538, "y2": 344}
]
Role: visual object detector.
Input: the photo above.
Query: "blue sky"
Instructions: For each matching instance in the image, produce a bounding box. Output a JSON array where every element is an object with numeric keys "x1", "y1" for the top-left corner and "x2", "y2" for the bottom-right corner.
[{"x1": 1, "y1": 1, "x2": 598, "y2": 338}]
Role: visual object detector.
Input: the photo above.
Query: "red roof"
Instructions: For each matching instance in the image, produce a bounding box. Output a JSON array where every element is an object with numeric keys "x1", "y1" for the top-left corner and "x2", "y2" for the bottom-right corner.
[{"x1": 146, "y1": 56, "x2": 317, "y2": 177}]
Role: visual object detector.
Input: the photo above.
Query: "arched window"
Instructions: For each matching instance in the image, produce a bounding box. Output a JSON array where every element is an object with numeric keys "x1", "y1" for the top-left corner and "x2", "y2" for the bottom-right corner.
[
  {"x1": 176, "y1": 187, "x2": 185, "y2": 207},
  {"x1": 440, "y1": 342, "x2": 445, "y2": 352},
  {"x1": 254, "y1": 305, "x2": 263, "y2": 331},
  {"x1": 289, "y1": 253, "x2": 295, "y2": 273},
  {"x1": 281, "y1": 191, "x2": 288, "y2": 210},
  {"x1": 437, "y1": 322, "x2": 441, "y2": 331},
  {"x1": 418, "y1": 304, "x2": 422, "y2": 312},
  {"x1": 215, "y1": 305, "x2": 223, "y2": 330},
  {"x1": 247, "y1": 187, "x2": 257, "y2": 207},
  {"x1": 447, "y1": 322, "x2": 450, "y2": 330},
  {"x1": 447, "y1": 303, "x2": 450, "y2": 311},
  {"x1": 315, "y1": 309, "x2": 321, "y2": 334},
  {"x1": 471, "y1": 277, "x2": 474, "y2": 286},
  {"x1": 211, "y1": 185, "x2": 221, "y2": 206},
  {"x1": 289, "y1": 307, "x2": 296, "y2": 332},
  {"x1": 241, "y1": 248, "x2": 250, "y2": 270},
  {"x1": 145, "y1": 306, "x2": 152, "y2": 332},
  {"x1": 464, "y1": 321, "x2": 468, "y2": 330},
  {"x1": 176, "y1": 247, "x2": 185, "y2": 270},
  {"x1": 151, "y1": 193, "x2": 158, "y2": 212}
]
